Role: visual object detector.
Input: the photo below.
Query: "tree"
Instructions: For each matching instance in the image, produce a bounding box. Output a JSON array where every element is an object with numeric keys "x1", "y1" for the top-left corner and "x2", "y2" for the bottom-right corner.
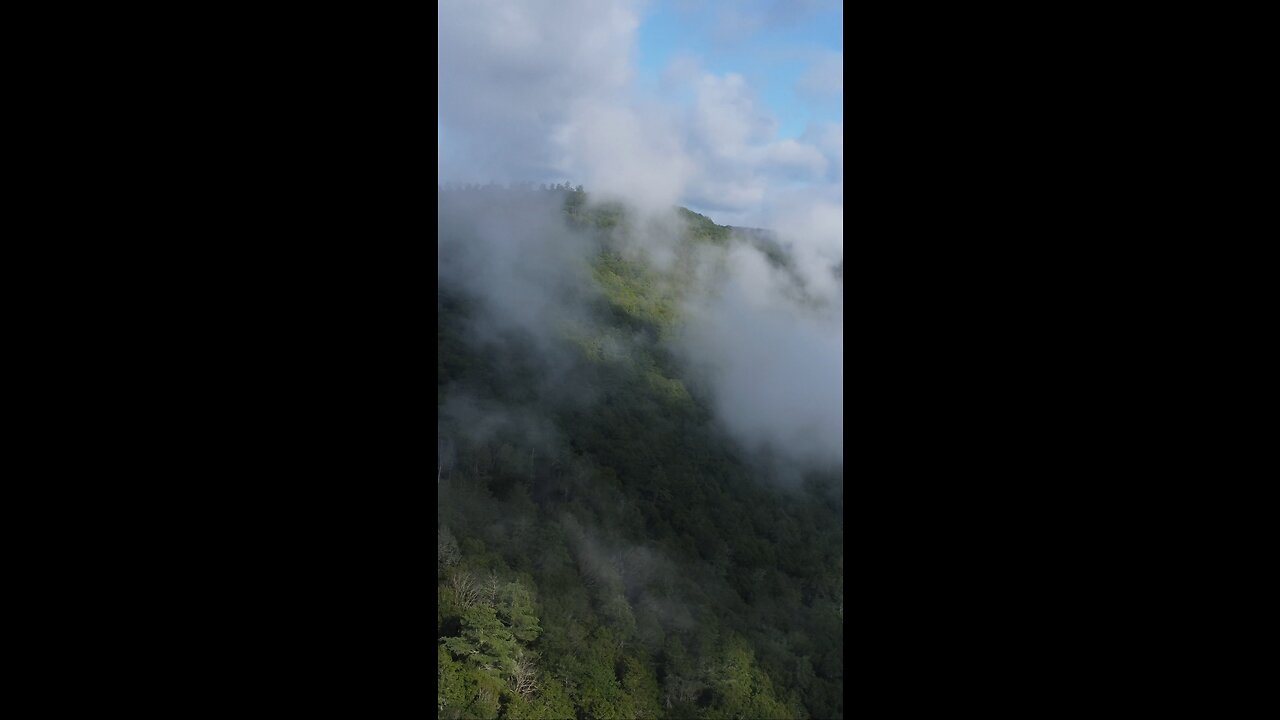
[
  {"x1": 573, "y1": 627, "x2": 626, "y2": 719},
  {"x1": 439, "y1": 435, "x2": 454, "y2": 484},
  {"x1": 443, "y1": 602, "x2": 519, "y2": 679},
  {"x1": 509, "y1": 649, "x2": 540, "y2": 698},
  {"x1": 619, "y1": 655, "x2": 663, "y2": 719},
  {"x1": 498, "y1": 581, "x2": 543, "y2": 642},
  {"x1": 437, "y1": 190, "x2": 843, "y2": 717},
  {"x1": 484, "y1": 571, "x2": 503, "y2": 607},
  {"x1": 438, "y1": 644, "x2": 505, "y2": 720},
  {"x1": 448, "y1": 569, "x2": 486, "y2": 608},
  {"x1": 702, "y1": 635, "x2": 793, "y2": 719},
  {"x1": 505, "y1": 675, "x2": 575, "y2": 720},
  {"x1": 439, "y1": 526, "x2": 461, "y2": 577}
]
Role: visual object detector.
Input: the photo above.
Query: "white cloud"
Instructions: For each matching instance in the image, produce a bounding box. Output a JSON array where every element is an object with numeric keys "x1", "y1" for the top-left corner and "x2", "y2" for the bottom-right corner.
[
  {"x1": 671, "y1": 69, "x2": 836, "y2": 220},
  {"x1": 438, "y1": 0, "x2": 643, "y2": 183},
  {"x1": 553, "y1": 99, "x2": 694, "y2": 213},
  {"x1": 676, "y1": 242, "x2": 843, "y2": 472},
  {"x1": 692, "y1": 73, "x2": 777, "y2": 156},
  {"x1": 439, "y1": 1, "x2": 844, "y2": 470},
  {"x1": 439, "y1": 0, "x2": 842, "y2": 230},
  {"x1": 758, "y1": 138, "x2": 828, "y2": 178},
  {"x1": 798, "y1": 50, "x2": 843, "y2": 99},
  {"x1": 802, "y1": 121, "x2": 843, "y2": 181}
]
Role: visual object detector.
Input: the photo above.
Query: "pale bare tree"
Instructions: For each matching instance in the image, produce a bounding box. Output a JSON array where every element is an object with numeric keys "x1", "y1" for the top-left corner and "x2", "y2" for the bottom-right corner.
[
  {"x1": 483, "y1": 572, "x2": 502, "y2": 607},
  {"x1": 509, "y1": 650, "x2": 540, "y2": 698},
  {"x1": 437, "y1": 436, "x2": 454, "y2": 485},
  {"x1": 449, "y1": 570, "x2": 485, "y2": 608}
]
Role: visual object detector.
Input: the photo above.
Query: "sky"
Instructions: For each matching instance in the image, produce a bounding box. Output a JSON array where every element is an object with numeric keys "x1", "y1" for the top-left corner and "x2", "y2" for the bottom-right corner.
[
  {"x1": 634, "y1": 0, "x2": 843, "y2": 141},
  {"x1": 438, "y1": 0, "x2": 843, "y2": 229}
]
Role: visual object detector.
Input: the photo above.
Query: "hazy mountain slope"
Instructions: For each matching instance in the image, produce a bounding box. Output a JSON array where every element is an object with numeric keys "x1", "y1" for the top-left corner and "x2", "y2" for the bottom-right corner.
[{"x1": 438, "y1": 186, "x2": 843, "y2": 720}]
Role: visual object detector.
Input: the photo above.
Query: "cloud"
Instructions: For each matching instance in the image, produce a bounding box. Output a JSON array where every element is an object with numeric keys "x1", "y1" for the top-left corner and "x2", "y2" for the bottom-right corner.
[
  {"x1": 675, "y1": 242, "x2": 843, "y2": 474},
  {"x1": 797, "y1": 50, "x2": 844, "y2": 100},
  {"x1": 764, "y1": 0, "x2": 838, "y2": 26},
  {"x1": 439, "y1": 0, "x2": 842, "y2": 227},
  {"x1": 801, "y1": 121, "x2": 843, "y2": 182},
  {"x1": 713, "y1": 6, "x2": 767, "y2": 44},
  {"x1": 759, "y1": 138, "x2": 828, "y2": 178},
  {"x1": 438, "y1": 0, "x2": 642, "y2": 183},
  {"x1": 692, "y1": 73, "x2": 778, "y2": 156},
  {"x1": 438, "y1": 0, "x2": 844, "y2": 478},
  {"x1": 670, "y1": 68, "x2": 836, "y2": 217},
  {"x1": 659, "y1": 52, "x2": 703, "y2": 98},
  {"x1": 764, "y1": 194, "x2": 844, "y2": 301},
  {"x1": 709, "y1": 0, "x2": 840, "y2": 45},
  {"x1": 554, "y1": 99, "x2": 695, "y2": 213},
  {"x1": 437, "y1": 188, "x2": 599, "y2": 366}
]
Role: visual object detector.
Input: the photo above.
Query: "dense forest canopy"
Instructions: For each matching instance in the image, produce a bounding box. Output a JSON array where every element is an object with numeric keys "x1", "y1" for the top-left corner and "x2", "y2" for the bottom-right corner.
[{"x1": 438, "y1": 185, "x2": 843, "y2": 719}]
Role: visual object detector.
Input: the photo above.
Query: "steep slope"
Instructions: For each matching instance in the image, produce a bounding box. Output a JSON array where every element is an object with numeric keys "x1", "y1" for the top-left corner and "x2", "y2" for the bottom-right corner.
[{"x1": 438, "y1": 186, "x2": 843, "y2": 720}]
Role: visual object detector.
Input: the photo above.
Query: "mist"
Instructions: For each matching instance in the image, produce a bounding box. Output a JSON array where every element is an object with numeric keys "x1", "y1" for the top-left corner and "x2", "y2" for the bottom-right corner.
[
  {"x1": 675, "y1": 241, "x2": 843, "y2": 474},
  {"x1": 439, "y1": 0, "x2": 843, "y2": 477}
]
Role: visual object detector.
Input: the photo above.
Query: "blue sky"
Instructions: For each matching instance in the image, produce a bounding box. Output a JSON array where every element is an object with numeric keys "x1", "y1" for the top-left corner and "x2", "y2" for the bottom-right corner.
[{"x1": 635, "y1": 0, "x2": 843, "y2": 140}]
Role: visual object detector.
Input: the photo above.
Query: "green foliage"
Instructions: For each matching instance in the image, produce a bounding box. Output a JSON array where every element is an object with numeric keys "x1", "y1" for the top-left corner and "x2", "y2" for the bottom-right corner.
[
  {"x1": 567, "y1": 196, "x2": 624, "y2": 230},
  {"x1": 700, "y1": 636, "x2": 793, "y2": 719},
  {"x1": 619, "y1": 655, "x2": 664, "y2": 719},
  {"x1": 438, "y1": 187, "x2": 843, "y2": 719},
  {"x1": 499, "y1": 582, "x2": 543, "y2": 643},
  {"x1": 598, "y1": 593, "x2": 636, "y2": 641},
  {"x1": 460, "y1": 603, "x2": 519, "y2": 675},
  {"x1": 439, "y1": 526, "x2": 461, "y2": 578},
  {"x1": 590, "y1": 250, "x2": 680, "y2": 336},
  {"x1": 438, "y1": 644, "x2": 507, "y2": 720},
  {"x1": 438, "y1": 645, "x2": 468, "y2": 713},
  {"x1": 677, "y1": 207, "x2": 732, "y2": 245},
  {"x1": 504, "y1": 675, "x2": 575, "y2": 720},
  {"x1": 572, "y1": 627, "x2": 626, "y2": 719}
]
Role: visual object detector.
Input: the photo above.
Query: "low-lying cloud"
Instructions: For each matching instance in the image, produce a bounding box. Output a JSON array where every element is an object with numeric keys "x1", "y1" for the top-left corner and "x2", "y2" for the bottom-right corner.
[
  {"x1": 439, "y1": 0, "x2": 843, "y2": 477},
  {"x1": 676, "y1": 240, "x2": 843, "y2": 475}
]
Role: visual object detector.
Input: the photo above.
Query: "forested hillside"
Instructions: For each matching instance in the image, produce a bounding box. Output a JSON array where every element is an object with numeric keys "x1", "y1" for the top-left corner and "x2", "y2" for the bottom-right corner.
[{"x1": 438, "y1": 185, "x2": 843, "y2": 720}]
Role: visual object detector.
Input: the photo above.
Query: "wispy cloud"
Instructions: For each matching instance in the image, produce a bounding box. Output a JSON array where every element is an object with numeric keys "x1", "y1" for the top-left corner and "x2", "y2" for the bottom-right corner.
[
  {"x1": 439, "y1": 0, "x2": 843, "y2": 473},
  {"x1": 797, "y1": 50, "x2": 844, "y2": 99}
]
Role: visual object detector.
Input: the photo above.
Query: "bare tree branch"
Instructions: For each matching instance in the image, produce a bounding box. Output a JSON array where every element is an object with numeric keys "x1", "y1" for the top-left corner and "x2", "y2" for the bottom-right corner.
[
  {"x1": 509, "y1": 650, "x2": 540, "y2": 698},
  {"x1": 484, "y1": 572, "x2": 502, "y2": 606},
  {"x1": 449, "y1": 570, "x2": 485, "y2": 608}
]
